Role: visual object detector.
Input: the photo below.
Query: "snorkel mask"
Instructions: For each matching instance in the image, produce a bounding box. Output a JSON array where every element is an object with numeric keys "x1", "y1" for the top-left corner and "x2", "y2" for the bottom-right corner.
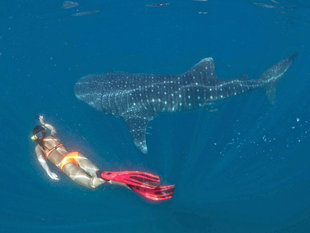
[{"x1": 31, "y1": 126, "x2": 46, "y2": 141}]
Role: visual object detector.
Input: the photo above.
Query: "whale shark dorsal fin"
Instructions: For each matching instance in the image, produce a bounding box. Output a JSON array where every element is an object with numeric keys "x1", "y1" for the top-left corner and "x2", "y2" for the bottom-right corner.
[{"x1": 186, "y1": 57, "x2": 216, "y2": 79}]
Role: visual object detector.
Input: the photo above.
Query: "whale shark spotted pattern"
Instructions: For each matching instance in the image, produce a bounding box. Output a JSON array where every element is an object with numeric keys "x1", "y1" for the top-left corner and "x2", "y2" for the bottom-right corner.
[{"x1": 75, "y1": 52, "x2": 297, "y2": 153}]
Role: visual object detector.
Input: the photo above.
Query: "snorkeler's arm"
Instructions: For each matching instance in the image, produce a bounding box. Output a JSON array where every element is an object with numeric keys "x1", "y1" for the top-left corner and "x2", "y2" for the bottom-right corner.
[
  {"x1": 35, "y1": 146, "x2": 59, "y2": 180},
  {"x1": 38, "y1": 115, "x2": 57, "y2": 136}
]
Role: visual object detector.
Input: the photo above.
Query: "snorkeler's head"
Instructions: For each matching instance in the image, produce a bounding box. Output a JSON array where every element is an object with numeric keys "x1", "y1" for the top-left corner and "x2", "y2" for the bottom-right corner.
[{"x1": 31, "y1": 125, "x2": 46, "y2": 141}]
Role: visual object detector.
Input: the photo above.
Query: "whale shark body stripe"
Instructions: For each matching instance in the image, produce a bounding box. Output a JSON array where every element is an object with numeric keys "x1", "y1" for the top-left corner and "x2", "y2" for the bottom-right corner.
[{"x1": 75, "y1": 53, "x2": 297, "y2": 153}]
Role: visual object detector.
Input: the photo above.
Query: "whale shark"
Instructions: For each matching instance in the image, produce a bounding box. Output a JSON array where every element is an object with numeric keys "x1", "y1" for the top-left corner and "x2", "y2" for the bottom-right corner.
[{"x1": 75, "y1": 52, "x2": 297, "y2": 153}]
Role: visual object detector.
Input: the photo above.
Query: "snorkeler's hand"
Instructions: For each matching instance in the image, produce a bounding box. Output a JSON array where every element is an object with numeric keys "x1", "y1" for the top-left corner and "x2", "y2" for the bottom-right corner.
[
  {"x1": 37, "y1": 115, "x2": 45, "y2": 125},
  {"x1": 48, "y1": 172, "x2": 59, "y2": 180}
]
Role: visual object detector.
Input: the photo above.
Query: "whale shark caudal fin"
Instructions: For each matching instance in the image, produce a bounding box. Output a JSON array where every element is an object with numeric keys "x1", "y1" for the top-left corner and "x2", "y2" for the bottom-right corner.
[{"x1": 260, "y1": 52, "x2": 298, "y2": 104}]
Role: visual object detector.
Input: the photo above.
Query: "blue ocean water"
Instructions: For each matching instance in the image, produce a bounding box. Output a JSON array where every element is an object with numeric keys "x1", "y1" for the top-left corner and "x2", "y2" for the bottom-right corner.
[{"x1": 1, "y1": 0, "x2": 310, "y2": 232}]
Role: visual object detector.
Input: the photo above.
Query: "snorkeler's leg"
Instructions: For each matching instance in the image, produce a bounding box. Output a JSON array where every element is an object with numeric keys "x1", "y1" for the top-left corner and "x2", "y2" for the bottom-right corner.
[
  {"x1": 62, "y1": 163, "x2": 105, "y2": 189},
  {"x1": 74, "y1": 153, "x2": 100, "y2": 177}
]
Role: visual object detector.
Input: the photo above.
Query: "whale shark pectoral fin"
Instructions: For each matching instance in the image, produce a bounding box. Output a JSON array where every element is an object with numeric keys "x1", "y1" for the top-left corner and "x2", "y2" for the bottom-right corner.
[
  {"x1": 186, "y1": 57, "x2": 216, "y2": 79},
  {"x1": 206, "y1": 102, "x2": 218, "y2": 112},
  {"x1": 265, "y1": 84, "x2": 276, "y2": 105},
  {"x1": 124, "y1": 115, "x2": 151, "y2": 154}
]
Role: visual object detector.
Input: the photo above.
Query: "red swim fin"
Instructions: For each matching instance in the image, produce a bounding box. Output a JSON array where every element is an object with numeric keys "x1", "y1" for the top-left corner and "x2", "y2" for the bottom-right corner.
[
  {"x1": 128, "y1": 184, "x2": 175, "y2": 201},
  {"x1": 98, "y1": 171, "x2": 160, "y2": 189},
  {"x1": 97, "y1": 170, "x2": 175, "y2": 201}
]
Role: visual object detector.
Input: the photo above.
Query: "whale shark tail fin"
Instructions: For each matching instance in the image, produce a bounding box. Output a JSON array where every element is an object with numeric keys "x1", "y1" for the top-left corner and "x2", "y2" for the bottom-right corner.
[{"x1": 260, "y1": 52, "x2": 298, "y2": 104}]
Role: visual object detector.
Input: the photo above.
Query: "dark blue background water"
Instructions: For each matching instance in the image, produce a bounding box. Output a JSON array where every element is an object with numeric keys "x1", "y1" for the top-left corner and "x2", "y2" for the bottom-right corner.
[{"x1": 1, "y1": 0, "x2": 310, "y2": 232}]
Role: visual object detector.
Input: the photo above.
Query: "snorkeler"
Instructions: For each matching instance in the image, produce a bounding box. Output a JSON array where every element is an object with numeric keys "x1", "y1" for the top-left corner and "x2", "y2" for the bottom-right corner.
[{"x1": 32, "y1": 115, "x2": 175, "y2": 201}]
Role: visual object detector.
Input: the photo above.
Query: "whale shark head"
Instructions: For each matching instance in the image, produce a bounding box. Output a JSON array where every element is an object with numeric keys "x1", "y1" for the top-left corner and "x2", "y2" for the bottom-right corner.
[{"x1": 74, "y1": 74, "x2": 104, "y2": 112}]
